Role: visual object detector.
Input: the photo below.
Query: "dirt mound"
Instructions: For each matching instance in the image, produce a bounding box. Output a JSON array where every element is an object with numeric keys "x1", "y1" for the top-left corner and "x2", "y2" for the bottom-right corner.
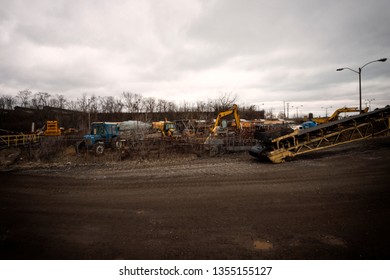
[{"x1": 0, "y1": 147, "x2": 21, "y2": 167}]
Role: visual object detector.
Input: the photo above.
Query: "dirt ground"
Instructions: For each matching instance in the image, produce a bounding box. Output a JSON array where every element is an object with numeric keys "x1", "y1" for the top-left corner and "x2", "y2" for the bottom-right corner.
[{"x1": 0, "y1": 136, "x2": 389, "y2": 260}]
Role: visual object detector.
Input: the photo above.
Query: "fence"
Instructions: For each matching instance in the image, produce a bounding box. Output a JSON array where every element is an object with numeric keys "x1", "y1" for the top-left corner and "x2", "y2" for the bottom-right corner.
[{"x1": 0, "y1": 134, "x2": 42, "y2": 148}]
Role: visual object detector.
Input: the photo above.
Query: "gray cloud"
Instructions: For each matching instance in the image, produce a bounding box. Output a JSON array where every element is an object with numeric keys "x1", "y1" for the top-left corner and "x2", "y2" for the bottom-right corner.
[{"x1": 0, "y1": 0, "x2": 389, "y2": 115}]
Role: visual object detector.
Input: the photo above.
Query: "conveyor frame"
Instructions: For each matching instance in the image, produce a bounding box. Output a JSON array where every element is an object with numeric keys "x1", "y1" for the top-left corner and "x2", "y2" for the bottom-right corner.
[{"x1": 255, "y1": 106, "x2": 390, "y2": 163}]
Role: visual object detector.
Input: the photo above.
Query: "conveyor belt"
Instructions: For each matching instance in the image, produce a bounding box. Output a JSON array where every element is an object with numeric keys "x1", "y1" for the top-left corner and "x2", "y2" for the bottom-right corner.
[
  {"x1": 298, "y1": 106, "x2": 390, "y2": 135},
  {"x1": 249, "y1": 106, "x2": 390, "y2": 163}
]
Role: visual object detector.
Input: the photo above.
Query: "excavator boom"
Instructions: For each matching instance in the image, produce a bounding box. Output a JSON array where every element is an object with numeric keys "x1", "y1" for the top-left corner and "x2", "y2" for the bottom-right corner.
[
  {"x1": 313, "y1": 107, "x2": 369, "y2": 124},
  {"x1": 211, "y1": 104, "x2": 241, "y2": 134}
]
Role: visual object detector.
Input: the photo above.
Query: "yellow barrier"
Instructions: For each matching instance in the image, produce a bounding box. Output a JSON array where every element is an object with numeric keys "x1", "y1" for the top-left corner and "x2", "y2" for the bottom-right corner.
[{"x1": 0, "y1": 134, "x2": 42, "y2": 147}]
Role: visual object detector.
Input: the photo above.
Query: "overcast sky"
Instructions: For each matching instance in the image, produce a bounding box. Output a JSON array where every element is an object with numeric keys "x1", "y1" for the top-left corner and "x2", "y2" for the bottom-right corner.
[{"x1": 1, "y1": 0, "x2": 389, "y2": 116}]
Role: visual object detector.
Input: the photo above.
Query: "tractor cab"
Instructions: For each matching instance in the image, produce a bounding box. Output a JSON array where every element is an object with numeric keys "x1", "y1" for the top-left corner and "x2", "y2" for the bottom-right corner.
[{"x1": 77, "y1": 122, "x2": 119, "y2": 154}]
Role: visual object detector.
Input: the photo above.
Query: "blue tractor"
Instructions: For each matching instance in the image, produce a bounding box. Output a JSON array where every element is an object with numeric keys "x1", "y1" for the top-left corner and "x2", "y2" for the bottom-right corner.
[{"x1": 76, "y1": 122, "x2": 119, "y2": 155}]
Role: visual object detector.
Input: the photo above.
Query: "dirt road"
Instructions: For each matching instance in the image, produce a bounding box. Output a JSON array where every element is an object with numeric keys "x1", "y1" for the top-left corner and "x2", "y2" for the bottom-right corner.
[{"x1": 1, "y1": 136, "x2": 389, "y2": 259}]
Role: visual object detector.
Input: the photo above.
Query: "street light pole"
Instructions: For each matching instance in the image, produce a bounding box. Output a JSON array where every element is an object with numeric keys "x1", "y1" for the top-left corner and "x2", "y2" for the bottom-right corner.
[
  {"x1": 358, "y1": 67, "x2": 362, "y2": 113},
  {"x1": 337, "y1": 58, "x2": 387, "y2": 113}
]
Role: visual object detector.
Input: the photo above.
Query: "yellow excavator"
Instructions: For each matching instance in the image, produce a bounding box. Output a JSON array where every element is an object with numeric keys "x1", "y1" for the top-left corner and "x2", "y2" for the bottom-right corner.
[
  {"x1": 313, "y1": 107, "x2": 369, "y2": 124},
  {"x1": 205, "y1": 104, "x2": 242, "y2": 155},
  {"x1": 152, "y1": 119, "x2": 177, "y2": 137},
  {"x1": 210, "y1": 104, "x2": 241, "y2": 135}
]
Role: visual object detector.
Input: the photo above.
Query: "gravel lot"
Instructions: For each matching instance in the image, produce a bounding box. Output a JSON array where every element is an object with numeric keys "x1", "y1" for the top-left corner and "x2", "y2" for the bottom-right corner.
[{"x1": 1, "y1": 136, "x2": 389, "y2": 259}]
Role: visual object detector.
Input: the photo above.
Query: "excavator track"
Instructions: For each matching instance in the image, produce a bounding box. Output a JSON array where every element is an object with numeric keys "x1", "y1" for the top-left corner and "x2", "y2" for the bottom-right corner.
[{"x1": 249, "y1": 106, "x2": 390, "y2": 163}]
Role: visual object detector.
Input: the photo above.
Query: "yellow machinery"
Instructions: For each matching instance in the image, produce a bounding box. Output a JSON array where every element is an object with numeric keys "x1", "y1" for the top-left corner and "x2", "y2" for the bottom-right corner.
[
  {"x1": 44, "y1": 121, "x2": 61, "y2": 136},
  {"x1": 210, "y1": 104, "x2": 241, "y2": 135},
  {"x1": 0, "y1": 134, "x2": 42, "y2": 148},
  {"x1": 205, "y1": 104, "x2": 259, "y2": 155},
  {"x1": 0, "y1": 120, "x2": 60, "y2": 148},
  {"x1": 152, "y1": 119, "x2": 177, "y2": 137},
  {"x1": 313, "y1": 107, "x2": 368, "y2": 124}
]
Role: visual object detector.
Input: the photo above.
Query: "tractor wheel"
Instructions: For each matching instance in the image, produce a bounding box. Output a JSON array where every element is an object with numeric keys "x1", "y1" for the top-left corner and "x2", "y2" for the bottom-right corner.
[
  {"x1": 111, "y1": 137, "x2": 120, "y2": 149},
  {"x1": 75, "y1": 141, "x2": 86, "y2": 154},
  {"x1": 95, "y1": 144, "x2": 105, "y2": 155}
]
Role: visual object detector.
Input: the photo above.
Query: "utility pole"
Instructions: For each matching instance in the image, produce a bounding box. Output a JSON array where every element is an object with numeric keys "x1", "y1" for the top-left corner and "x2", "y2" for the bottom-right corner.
[
  {"x1": 321, "y1": 106, "x2": 332, "y2": 117},
  {"x1": 286, "y1": 102, "x2": 290, "y2": 119}
]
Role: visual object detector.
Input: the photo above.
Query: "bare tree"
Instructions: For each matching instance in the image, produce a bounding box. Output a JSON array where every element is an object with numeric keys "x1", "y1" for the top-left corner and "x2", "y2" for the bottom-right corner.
[
  {"x1": 88, "y1": 95, "x2": 98, "y2": 113},
  {"x1": 179, "y1": 101, "x2": 194, "y2": 119},
  {"x1": 99, "y1": 96, "x2": 113, "y2": 113},
  {"x1": 67, "y1": 100, "x2": 78, "y2": 111},
  {"x1": 113, "y1": 98, "x2": 124, "y2": 113},
  {"x1": 206, "y1": 99, "x2": 214, "y2": 113},
  {"x1": 31, "y1": 92, "x2": 50, "y2": 109},
  {"x1": 142, "y1": 97, "x2": 156, "y2": 114},
  {"x1": 212, "y1": 92, "x2": 237, "y2": 112},
  {"x1": 56, "y1": 94, "x2": 67, "y2": 109},
  {"x1": 133, "y1": 94, "x2": 143, "y2": 113},
  {"x1": 17, "y1": 89, "x2": 32, "y2": 107},
  {"x1": 0, "y1": 94, "x2": 15, "y2": 110},
  {"x1": 167, "y1": 101, "x2": 177, "y2": 113},
  {"x1": 75, "y1": 93, "x2": 100, "y2": 113},
  {"x1": 122, "y1": 91, "x2": 143, "y2": 113},
  {"x1": 122, "y1": 91, "x2": 134, "y2": 112},
  {"x1": 99, "y1": 96, "x2": 124, "y2": 113},
  {"x1": 77, "y1": 93, "x2": 89, "y2": 112},
  {"x1": 0, "y1": 95, "x2": 6, "y2": 110},
  {"x1": 38, "y1": 92, "x2": 50, "y2": 107},
  {"x1": 49, "y1": 98, "x2": 59, "y2": 108},
  {"x1": 196, "y1": 100, "x2": 207, "y2": 112},
  {"x1": 47, "y1": 94, "x2": 67, "y2": 109},
  {"x1": 156, "y1": 98, "x2": 169, "y2": 113},
  {"x1": 7, "y1": 95, "x2": 16, "y2": 109},
  {"x1": 179, "y1": 101, "x2": 191, "y2": 113}
]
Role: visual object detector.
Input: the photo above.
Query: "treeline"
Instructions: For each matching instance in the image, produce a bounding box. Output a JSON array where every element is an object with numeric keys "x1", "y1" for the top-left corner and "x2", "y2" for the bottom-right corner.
[
  {"x1": 0, "y1": 89, "x2": 263, "y2": 116},
  {"x1": 0, "y1": 90, "x2": 272, "y2": 133}
]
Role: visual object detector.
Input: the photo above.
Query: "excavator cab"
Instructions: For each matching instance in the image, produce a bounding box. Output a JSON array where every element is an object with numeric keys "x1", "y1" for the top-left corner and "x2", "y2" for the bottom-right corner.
[
  {"x1": 152, "y1": 120, "x2": 178, "y2": 137},
  {"x1": 162, "y1": 122, "x2": 176, "y2": 137}
]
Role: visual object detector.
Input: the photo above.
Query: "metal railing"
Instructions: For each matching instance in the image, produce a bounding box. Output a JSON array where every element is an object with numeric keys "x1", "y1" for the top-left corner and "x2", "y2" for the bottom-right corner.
[{"x1": 0, "y1": 134, "x2": 42, "y2": 148}]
